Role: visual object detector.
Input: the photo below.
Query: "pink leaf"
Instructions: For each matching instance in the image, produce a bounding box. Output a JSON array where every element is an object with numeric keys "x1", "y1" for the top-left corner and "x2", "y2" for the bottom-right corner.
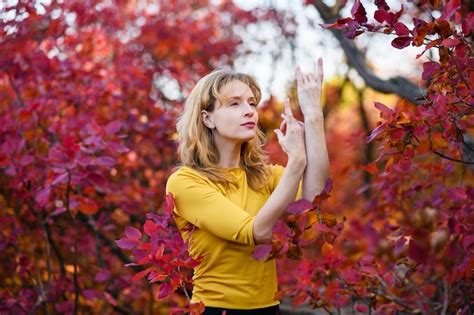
[
  {"x1": 107, "y1": 141, "x2": 130, "y2": 153},
  {"x1": 157, "y1": 282, "x2": 173, "y2": 299},
  {"x1": 441, "y1": 38, "x2": 460, "y2": 47},
  {"x1": 115, "y1": 238, "x2": 139, "y2": 250},
  {"x1": 125, "y1": 226, "x2": 142, "y2": 240},
  {"x1": 314, "y1": 223, "x2": 332, "y2": 233},
  {"x1": 422, "y1": 61, "x2": 440, "y2": 81},
  {"x1": 94, "y1": 156, "x2": 116, "y2": 167},
  {"x1": 35, "y1": 187, "x2": 51, "y2": 207},
  {"x1": 252, "y1": 244, "x2": 272, "y2": 261},
  {"x1": 105, "y1": 121, "x2": 122, "y2": 135},
  {"x1": 52, "y1": 172, "x2": 68, "y2": 186},
  {"x1": 287, "y1": 199, "x2": 313, "y2": 214},
  {"x1": 82, "y1": 289, "x2": 101, "y2": 300},
  {"x1": 440, "y1": 0, "x2": 461, "y2": 21},
  {"x1": 103, "y1": 291, "x2": 117, "y2": 306},
  {"x1": 164, "y1": 193, "x2": 175, "y2": 214},
  {"x1": 367, "y1": 124, "x2": 385, "y2": 143},
  {"x1": 94, "y1": 269, "x2": 111, "y2": 282}
]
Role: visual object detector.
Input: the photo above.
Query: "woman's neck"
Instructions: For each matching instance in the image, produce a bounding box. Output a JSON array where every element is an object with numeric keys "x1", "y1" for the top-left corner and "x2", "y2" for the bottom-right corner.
[{"x1": 214, "y1": 137, "x2": 242, "y2": 168}]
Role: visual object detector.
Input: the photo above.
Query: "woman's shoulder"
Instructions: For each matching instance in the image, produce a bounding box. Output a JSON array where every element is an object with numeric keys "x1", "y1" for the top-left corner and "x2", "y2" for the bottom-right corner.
[{"x1": 167, "y1": 166, "x2": 211, "y2": 186}]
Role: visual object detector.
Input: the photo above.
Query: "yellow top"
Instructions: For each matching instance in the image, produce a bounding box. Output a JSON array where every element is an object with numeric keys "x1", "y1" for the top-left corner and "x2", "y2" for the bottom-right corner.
[{"x1": 165, "y1": 164, "x2": 301, "y2": 309}]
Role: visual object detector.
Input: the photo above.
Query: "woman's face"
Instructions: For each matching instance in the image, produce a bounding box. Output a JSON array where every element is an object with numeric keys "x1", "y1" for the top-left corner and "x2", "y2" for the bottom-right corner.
[{"x1": 203, "y1": 80, "x2": 259, "y2": 144}]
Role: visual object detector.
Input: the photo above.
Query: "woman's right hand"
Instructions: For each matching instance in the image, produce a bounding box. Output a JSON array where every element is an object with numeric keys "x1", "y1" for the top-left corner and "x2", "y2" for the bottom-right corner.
[{"x1": 274, "y1": 99, "x2": 307, "y2": 168}]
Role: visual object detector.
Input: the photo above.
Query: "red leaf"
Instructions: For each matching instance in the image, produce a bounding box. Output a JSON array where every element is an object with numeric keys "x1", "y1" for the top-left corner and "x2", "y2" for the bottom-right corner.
[
  {"x1": 351, "y1": 0, "x2": 367, "y2": 24},
  {"x1": 375, "y1": 0, "x2": 390, "y2": 10},
  {"x1": 408, "y1": 238, "x2": 428, "y2": 264},
  {"x1": 35, "y1": 187, "x2": 51, "y2": 207},
  {"x1": 77, "y1": 196, "x2": 99, "y2": 215},
  {"x1": 391, "y1": 36, "x2": 412, "y2": 49},
  {"x1": 441, "y1": 38, "x2": 460, "y2": 47},
  {"x1": 157, "y1": 282, "x2": 173, "y2": 299},
  {"x1": 131, "y1": 268, "x2": 151, "y2": 282},
  {"x1": 125, "y1": 226, "x2": 142, "y2": 240},
  {"x1": 355, "y1": 303, "x2": 369, "y2": 312},
  {"x1": 252, "y1": 244, "x2": 272, "y2": 261},
  {"x1": 287, "y1": 199, "x2": 313, "y2": 214},
  {"x1": 393, "y1": 22, "x2": 410, "y2": 36},
  {"x1": 374, "y1": 101, "x2": 393, "y2": 119},
  {"x1": 144, "y1": 219, "x2": 158, "y2": 236},
  {"x1": 440, "y1": 0, "x2": 461, "y2": 21},
  {"x1": 422, "y1": 61, "x2": 440, "y2": 81},
  {"x1": 374, "y1": 10, "x2": 390, "y2": 23},
  {"x1": 164, "y1": 193, "x2": 175, "y2": 214}
]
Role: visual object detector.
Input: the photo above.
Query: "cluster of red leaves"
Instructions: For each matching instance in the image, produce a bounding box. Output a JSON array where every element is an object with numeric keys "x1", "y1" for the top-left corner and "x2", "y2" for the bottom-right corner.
[
  {"x1": 271, "y1": 0, "x2": 474, "y2": 313},
  {"x1": 0, "y1": 0, "x2": 294, "y2": 313},
  {"x1": 252, "y1": 179, "x2": 335, "y2": 262},
  {"x1": 115, "y1": 194, "x2": 205, "y2": 314}
]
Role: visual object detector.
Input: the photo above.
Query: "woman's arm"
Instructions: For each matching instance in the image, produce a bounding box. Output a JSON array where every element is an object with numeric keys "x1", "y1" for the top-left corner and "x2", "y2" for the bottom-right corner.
[
  {"x1": 253, "y1": 99, "x2": 306, "y2": 244},
  {"x1": 296, "y1": 58, "x2": 330, "y2": 202}
]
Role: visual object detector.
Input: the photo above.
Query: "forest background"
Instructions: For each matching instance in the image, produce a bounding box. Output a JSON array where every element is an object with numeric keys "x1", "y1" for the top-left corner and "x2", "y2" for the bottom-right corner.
[{"x1": 1, "y1": 0, "x2": 472, "y2": 314}]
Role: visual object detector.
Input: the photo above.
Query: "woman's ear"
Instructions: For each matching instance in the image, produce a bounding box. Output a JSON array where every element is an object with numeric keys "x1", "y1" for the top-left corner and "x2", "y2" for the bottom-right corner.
[{"x1": 201, "y1": 110, "x2": 215, "y2": 129}]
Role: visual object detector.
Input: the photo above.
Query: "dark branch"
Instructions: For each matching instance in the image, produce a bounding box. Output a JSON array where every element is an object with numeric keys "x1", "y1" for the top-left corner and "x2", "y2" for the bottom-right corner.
[{"x1": 312, "y1": 1, "x2": 425, "y2": 103}]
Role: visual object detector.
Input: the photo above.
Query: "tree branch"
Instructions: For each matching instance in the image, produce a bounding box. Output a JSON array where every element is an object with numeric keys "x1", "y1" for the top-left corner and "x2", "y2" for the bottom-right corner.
[{"x1": 312, "y1": 1, "x2": 425, "y2": 103}]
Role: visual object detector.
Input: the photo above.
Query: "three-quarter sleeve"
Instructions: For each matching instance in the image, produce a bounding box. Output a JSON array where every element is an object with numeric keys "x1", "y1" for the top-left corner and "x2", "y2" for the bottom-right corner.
[
  {"x1": 268, "y1": 164, "x2": 303, "y2": 200},
  {"x1": 166, "y1": 169, "x2": 255, "y2": 246}
]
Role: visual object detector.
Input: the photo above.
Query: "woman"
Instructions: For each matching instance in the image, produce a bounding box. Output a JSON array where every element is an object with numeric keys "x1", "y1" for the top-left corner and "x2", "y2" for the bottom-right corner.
[{"x1": 166, "y1": 59, "x2": 330, "y2": 315}]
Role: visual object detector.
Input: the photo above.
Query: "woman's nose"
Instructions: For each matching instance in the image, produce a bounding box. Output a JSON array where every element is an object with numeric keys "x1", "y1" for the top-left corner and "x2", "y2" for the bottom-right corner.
[{"x1": 243, "y1": 103, "x2": 254, "y2": 116}]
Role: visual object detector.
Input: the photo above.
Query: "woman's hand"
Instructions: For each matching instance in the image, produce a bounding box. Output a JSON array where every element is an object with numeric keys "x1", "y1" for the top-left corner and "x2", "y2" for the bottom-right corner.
[
  {"x1": 296, "y1": 58, "x2": 324, "y2": 120},
  {"x1": 274, "y1": 99, "x2": 306, "y2": 168}
]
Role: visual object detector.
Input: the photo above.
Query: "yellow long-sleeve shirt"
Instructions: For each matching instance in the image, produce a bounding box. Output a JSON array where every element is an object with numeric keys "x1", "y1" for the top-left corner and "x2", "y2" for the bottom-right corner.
[{"x1": 165, "y1": 164, "x2": 300, "y2": 309}]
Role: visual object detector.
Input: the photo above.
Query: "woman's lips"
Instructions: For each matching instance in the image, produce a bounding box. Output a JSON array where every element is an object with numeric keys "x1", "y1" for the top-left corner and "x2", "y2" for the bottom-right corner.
[{"x1": 241, "y1": 122, "x2": 256, "y2": 128}]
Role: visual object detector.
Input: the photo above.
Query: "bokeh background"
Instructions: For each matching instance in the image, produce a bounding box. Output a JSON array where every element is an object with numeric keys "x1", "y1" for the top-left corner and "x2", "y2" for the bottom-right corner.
[{"x1": 1, "y1": 0, "x2": 472, "y2": 314}]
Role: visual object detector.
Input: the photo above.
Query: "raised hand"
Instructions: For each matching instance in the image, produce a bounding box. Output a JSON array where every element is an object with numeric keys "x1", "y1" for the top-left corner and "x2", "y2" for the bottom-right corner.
[
  {"x1": 296, "y1": 58, "x2": 324, "y2": 120},
  {"x1": 274, "y1": 98, "x2": 306, "y2": 166}
]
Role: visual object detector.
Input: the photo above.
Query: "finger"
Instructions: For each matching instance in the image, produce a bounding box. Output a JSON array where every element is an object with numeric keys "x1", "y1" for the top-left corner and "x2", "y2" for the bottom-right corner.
[
  {"x1": 284, "y1": 98, "x2": 294, "y2": 118},
  {"x1": 280, "y1": 120, "x2": 287, "y2": 134},
  {"x1": 274, "y1": 129, "x2": 283, "y2": 141},
  {"x1": 317, "y1": 57, "x2": 324, "y2": 83},
  {"x1": 296, "y1": 64, "x2": 304, "y2": 85}
]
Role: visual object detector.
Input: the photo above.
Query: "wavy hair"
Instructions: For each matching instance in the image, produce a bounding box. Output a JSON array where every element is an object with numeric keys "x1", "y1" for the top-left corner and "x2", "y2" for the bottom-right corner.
[{"x1": 176, "y1": 68, "x2": 271, "y2": 190}]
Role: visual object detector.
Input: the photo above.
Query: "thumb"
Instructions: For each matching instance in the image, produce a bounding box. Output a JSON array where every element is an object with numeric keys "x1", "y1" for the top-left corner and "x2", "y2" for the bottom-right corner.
[{"x1": 274, "y1": 129, "x2": 283, "y2": 142}]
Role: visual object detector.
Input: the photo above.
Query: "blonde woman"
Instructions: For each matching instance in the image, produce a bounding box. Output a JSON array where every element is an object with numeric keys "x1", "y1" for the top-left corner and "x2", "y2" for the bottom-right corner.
[{"x1": 166, "y1": 59, "x2": 329, "y2": 315}]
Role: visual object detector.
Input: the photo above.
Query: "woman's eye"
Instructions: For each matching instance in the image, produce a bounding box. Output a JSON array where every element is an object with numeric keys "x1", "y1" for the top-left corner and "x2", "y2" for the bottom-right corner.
[
  {"x1": 231, "y1": 102, "x2": 239, "y2": 106},
  {"x1": 250, "y1": 103, "x2": 257, "y2": 107}
]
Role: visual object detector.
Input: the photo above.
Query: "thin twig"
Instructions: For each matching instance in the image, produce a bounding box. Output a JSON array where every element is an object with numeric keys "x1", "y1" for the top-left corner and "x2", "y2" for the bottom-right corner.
[
  {"x1": 434, "y1": 151, "x2": 474, "y2": 164},
  {"x1": 65, "y1": 170, "x2": 79, "y2": 315},
  {"x1": 441, "y1": 279, "x2": 449, "y2": 315}
]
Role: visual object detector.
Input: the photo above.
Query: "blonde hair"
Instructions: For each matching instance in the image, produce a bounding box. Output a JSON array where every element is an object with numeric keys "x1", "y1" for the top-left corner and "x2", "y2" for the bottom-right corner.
[{"x1": 176, "y1": 68, "x2": 271, "y2": 190}]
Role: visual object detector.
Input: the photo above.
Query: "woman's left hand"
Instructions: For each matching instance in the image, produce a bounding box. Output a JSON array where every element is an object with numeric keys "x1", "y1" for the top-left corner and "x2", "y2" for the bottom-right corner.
[{"x1": 296, "y1": 57, "x2": 324, "y2": 120}]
